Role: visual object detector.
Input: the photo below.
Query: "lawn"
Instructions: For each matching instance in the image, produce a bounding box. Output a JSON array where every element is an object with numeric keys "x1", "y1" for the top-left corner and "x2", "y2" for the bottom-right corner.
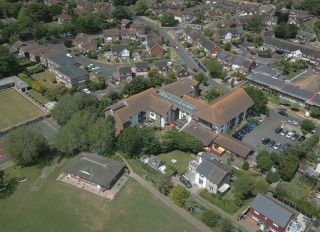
[
  {"x1": 0, "y1": 89, "x2": 44, "y2": 130},
  {"x1": 281, "y1": 172, "x2": 313, "y2": 199},
  {"x1": 0, "y1": 162, "x2": 202, "y2": 232},
  {"x1": 126, "y1": 158, "x2": 161, "y2": 183},
  {"x1": 157, "y1": 151, "x2": 195, "y2": 174},
  {"x1": 32, "y1": 70, "x2": 64, "y2": 89},
  {"x1": 27, "y1": 90, "x2": 50, "y2": 105}
]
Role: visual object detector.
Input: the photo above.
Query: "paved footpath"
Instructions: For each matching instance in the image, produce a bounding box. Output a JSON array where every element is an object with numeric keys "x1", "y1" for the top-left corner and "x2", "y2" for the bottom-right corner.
[{"x1": 116, "y1": 154, "x2": 212, "y2": 232}]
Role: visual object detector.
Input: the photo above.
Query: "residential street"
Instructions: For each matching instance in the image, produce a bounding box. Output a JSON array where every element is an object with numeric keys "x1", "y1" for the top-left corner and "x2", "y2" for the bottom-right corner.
[{"x1": 133, "y1": 16, "x2": 230, "y2": 92}]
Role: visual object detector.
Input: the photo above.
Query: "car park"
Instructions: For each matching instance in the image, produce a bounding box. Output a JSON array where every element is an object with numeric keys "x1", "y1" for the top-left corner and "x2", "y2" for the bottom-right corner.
[
  {"x1": 275, "y1": 127, "x2": 283, "y2": 134},
  {"x1": 262, "y1": 138, "x2": 270, "y2": 145},
  {"x1": 298, "y1": 136, "x2": 306, "y2": 141},
  {"x1": 179, "y1": 175, "x2": 192, "y2": 188},
  {"x1": 268, "y1": 140, "x2": 275, "y2": 147},
  {"x1": 280, "y1": 129, "x2": 288, "y2": 136},
  {"x1": 273, "y1": 142, "x2": 281, "y2": 150},
  {"x1": 279, "y1": 110, "x2": 288, "y2": 117}
]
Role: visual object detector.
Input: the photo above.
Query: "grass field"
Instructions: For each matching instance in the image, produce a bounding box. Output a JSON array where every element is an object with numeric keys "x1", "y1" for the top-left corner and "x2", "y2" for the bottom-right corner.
[
  {"x1": 157, "y1": 151, "x2": 195, "y2": 174},
  {"x1": 27, "y1": 90, "x2": 50, "y2": 105},
  {"x1": 0, "y1": 89, "x2": 44, "y2": 130},
  {"x1": 0, "y1": 161, "x2": 201, "y2": 232},
  {"x1": 32, "y1": 70, "x2": 64, "y2": 90}
]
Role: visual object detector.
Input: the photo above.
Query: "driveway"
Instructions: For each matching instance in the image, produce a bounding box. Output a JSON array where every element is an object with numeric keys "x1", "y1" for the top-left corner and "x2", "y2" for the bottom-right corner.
[{"x1": 242, "y1": 110, "x2": 301, "y2": 156}]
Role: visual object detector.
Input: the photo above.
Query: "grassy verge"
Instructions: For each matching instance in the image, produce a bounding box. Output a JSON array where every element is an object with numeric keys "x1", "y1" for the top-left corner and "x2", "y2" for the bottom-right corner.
[{"x1": 27, "y1": 90, "x2": 50, "y2": 105}]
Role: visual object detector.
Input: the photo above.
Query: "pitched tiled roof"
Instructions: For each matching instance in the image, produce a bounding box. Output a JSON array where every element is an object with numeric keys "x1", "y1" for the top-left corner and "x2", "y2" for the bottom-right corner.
[
  {"x1": 112, "y1": 44, "x2": 130, "y2": 53},
  {"x1": 182, "y1": 121, "x2": 217, "y2": 145},
  {"x1": 161, "y1": 78, "x2": 198, "y2": 97},
  {"x1": 103, "y1": 29, "x2": 120, "y2": 36},
  {"x1": 194, "y1": 88, "x2": 254, "y2": 128}
]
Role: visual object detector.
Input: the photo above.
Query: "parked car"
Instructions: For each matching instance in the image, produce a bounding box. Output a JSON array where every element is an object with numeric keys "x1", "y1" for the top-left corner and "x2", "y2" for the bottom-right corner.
[
  {"x1": 188, "y1": 51, "x2": 192, "y2": 55},
  {"x1": 311, "y1": 129, "x2": 317, "y2": 134},
  {"x1": 254, "y1": 117, "x2": 263, "y2": 123},
  {"x1": 83, "y1": 88, "x2": 91, "y2": 94},
  {"x1": 232, "y1": 133, "x2": 242, "y2": 141},
  {"x1": 273, "y1": 142, "x2": 281, "y2": 150},
  {"x1": 95, "y1": 70, "x2": 102, "y2": 75},
  {"x1": 192, "y1": 68, "x2": 198, "y2": 72},
  {"x1": 279, "y1": 145, "x2": 285, "y2": 153},
  {"x1": 242, "y1": 126, "x2": 251, "y2": 133},
  {"x1": 66, "y1": 53, "x2": 73, "y2": 58},
  {"x1": 286, "y1": 132, "x2": 294, "y2": 139},
  {"x1": 298, "y1": 136, "x2": 306, "y2": 141},
  {"x1": 288, "y1": 119, "x2": 298, "y2": 126},
  {"x1": 280, "y1": 129, "x2": 288, "y2": 136},
  {"x1": 268, "y1": 140, "x2": 275, "y2": 147},
  {"x1": 246, "y1": 123, "x2": 254, "y2": 129},
  {"x1": 92, "y1": 66, "x2": 100, "y2": 71},
  {"x1": 275, "y1": 127, "x2": 283, "y2": 134},
  {"x1": 279, "y1": 110, "x2": 288, "y2": 117},
  {"x1": 179, "y1": 175, "x2": 192, "y2": 188},
  {"x1": 262, "y1": 138, "x2": 271, "y2": 145},
  {"x1": 291, "y1": 134, "x2": 298, "y2": 141},
  {"x1": 239, "y1": 128, "x2": 247, "y2": 135}
]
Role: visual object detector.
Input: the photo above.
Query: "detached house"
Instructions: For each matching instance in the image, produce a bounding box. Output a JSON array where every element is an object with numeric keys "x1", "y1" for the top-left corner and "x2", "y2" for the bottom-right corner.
[
  {"x1": 111, "y1": 45, "x2": 130, "y2": 60},
  {"x1": 112, "y1": 66, "x2": 133, "y2": 83},
  {"x1": 152, "y1": 60, "x2": 169, "y2": 74},
  {"x1": 133, "y1": 62, "x2": 149, "y2": 77},
  {"x1": 166, "y1": 9, "x2": 186, "y2": 23},
  {"x1": 183, "y1": 26, "x2": 201, "y2": 45},
  {"x1": 189, "y1": 152, "x2": 232, "y2": 194},
  {"x1": 172, "y1": 64, "x2": 190, "y2": 79},
  {"x1": 249, "y1": 194, "x2": 294, "y2": 232},
  {"x1": 146, "y1": 40, "x2": 164, "y2": 55},
  {"x1": 103, "y1": 29, "x2": 120, "y2": 42},
  {"x1": 121, "y1": 29, "x2": 137, "y2": 40},
  {"x1": 29, "y1": 47, "x2": 52, "y2": 63},
  {"x1": 197, "y1": 36, "x2": 222, "y2": 58},
  {"x1": 146, "y1": 31, "x2": 162, "y2": 43},
  {"x1": 216, "y1": 51, "x2": 256, "y2": 72},
  {"x1": 212, "y1": 27, "x2": 245, "y2": 43},
  {"x1": 75, "y1": 33, "x2": 97, "y2": 52}
]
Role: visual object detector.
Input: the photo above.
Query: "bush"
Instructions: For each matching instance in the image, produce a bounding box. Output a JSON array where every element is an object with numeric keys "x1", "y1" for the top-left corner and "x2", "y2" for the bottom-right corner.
[
  {"x1": 18, "y1": 73, "x2": 29, "y2": 79},
  {"x1": 266, "y1": 171, "x2": 280, "y2": 183},
  {"x1": 19, "y1": 60, "x2": 34, "y2": 67},
  {"x1": 29, "y1": 66, "x2": 45, "y2": 74},
  {"x1": 301, "y1": 119, "x2": 315, "y2": 132},
  {"x1": 170, "y1": 185, "x2": 191, "y2": 207},
  {"x1": 242, "y1": 161, "x2": 249, "y2": 170}
]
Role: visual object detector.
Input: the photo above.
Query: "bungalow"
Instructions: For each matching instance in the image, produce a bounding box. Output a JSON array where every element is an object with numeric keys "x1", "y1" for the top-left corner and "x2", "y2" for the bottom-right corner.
[
  {"x1": 111, "y1": 44, "x2": 130, "y2": 60},
  {"x1": 112, "y1": 66, "x2": 133, "y2": 83},
  {"x1": 103, "y1": 29, "x2": 120, "y2": 42},
  {"x1": 55, "y1": 65, "x2": 89, "y2": 88},
  {"x1": 249, "y1": 194, "x2": 294, "y2": 232},
  {"x1": 58, "y1": 13, "x2": 72, "y2": 24},
  {"x1": 172, "y1": 64, "x2": 190, "y2": 79},
  {"x1": 189, "y1": 152, "x2": 232, "y2": 194},
  {"x1": 63, "y1": 152, "x2": 125, "y2": 191},
  {"x1": 75, "y1": 33, "x2": 97, "y2": 52},
  {"x1": 212, "y1": 27, "x2": 245, "y2": 42},
  {"x1": 146, "y1": 40, "x2": 164, "y2": 55},
  {"x1": 197, "y1": 36, "x2": 221, "y2": 58},
  {"x1": 152, "y1": 60, "x2": 169, "y2": 74},
  {"x1": 166, "y1": 9, "x2": 186, "y2": 23},
  {"x1": 133, "y1": 62, "x2": 149, "y2": 77}
]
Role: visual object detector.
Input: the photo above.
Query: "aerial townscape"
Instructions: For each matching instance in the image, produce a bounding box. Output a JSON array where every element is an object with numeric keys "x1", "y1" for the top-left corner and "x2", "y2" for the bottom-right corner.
[{"x1": 1, "y1": 0, "x2": 320, "y2": 231}]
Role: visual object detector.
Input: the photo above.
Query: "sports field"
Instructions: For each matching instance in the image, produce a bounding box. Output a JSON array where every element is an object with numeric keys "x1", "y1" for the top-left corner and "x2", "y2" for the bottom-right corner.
[
  {"x1": 0, "y1": 89, "x2": 44, "y2": 130},
  {"x1": 0, "y1": 162, "x2": 201, "y2": 232}
]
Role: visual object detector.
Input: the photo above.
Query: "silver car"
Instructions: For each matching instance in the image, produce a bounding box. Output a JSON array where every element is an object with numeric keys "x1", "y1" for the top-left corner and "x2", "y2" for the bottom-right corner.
[{"x1": 273, "y1": 142, "x2": 281, "y2": 150}]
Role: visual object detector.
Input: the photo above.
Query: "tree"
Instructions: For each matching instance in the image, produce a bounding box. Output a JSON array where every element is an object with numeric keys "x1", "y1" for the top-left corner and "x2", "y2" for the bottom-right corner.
[
  {"x1": 139, "y1": 126, "x2": 161, "y2": 155},
  {"x1": 184, "y1": 197, "x2": 197, "y2": 211},
  {"x1": 244, "y1": 86, "x2": 269, "y2": 116},
  {"x1": 301, "y1": 0, "x2": 320, "y2": 15},
  {"x1": 224, "y1": 42, "x2": 232, "y2": 51},
  {"x1": 314, "y1": 21, "x2": 320, "y2": 38},
  {"x1": 112, "y1": 6, "x2": 131, "y2": 20},
  {"x1": 123, "y1": 76, "x2": 151, "y2": 96},
  {"x1": 275, "y1": 11, "x2": 289, "y2": 24},
  {"x1": 51, "y1": 93, "x2": 98, "y2": 125},
  {"x1": 220, "y1": 220, "x2": 234, "y2": 232},
  {"x1": 243, "y1": 16, "x2": 264, "y2": 33},
  {"x1": 204, "y1": 58, "x2": 226, "y2": 79},
  {"x1": 118, "y1": 127, "x2": 143, "y2": 158},
  {"x1": 278, "y1": 155, "x2": 299, "y2": 181},
  {"x1": 202, "y1": 210, "x2": 221, "y2": 228},
  {"x1": 170, "y1": 184, "x2": 190, "y2": 207},
  {"x1": 0, "y1": 46, "x2": 20, "y2": 77},
  {"x1": 274, "y1": 22, "x2": 299, "y2": 39},
  {"x1": 301, "y1": 119, "x2": 315, "y2": 132},
  {"x1": 88, "y1": 116, "x2": 116, "y2": 155},
  {"x1": 194, "y1": 73, "x2": 207, "y2": 85},
  {"x1": 113, "y1": 0, "x2": 137, "y2": 6},
  {"x1": 32, "y1": 22, "x2": 48, "y2": 41},
  {"x1": 18, "y1": 3, "x2": 51, "y2": 23},
  {"x1": 154, "y1": 175, "x2": 173, "y2": 195},
  {"x1": 49, "y1": 4, "x2": 63, "y2": 16},
  {"x1": 266, "y1": 171, "x2": 280, "y2": 183},
  {"x1": 256, "y1": 150, "x2": 273, "y2": 173},
  {"x1": 242, "y1": 160, "x2": 249, "y2": 170},
  {"x1": 204, "y1": 28, "x2": 212, "y2": 37},
  {"x1": 311, "y1": 106, "x2": 320, "y2": 118},
  {"x1": 160, "y1": 13, "x2": 178, "y2": 27},
  {"x1": 52, "y1": 110, "x2": 98, "y2": 154},
  {"x1": 134, "y1": 0, "x2": 148, "y2": 15},
  {"x1": 205, "y1": 87, "x2": 225, "y2": 102},
  {"x1": 233, "y1": 176, "x2": 254, "y2": 206},
  {"x1": 4, "y1": 127, "x2": 48, "y2": 166}
]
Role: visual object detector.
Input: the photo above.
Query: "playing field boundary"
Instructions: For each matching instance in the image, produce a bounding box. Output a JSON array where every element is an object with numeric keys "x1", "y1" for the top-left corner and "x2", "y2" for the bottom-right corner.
[{"x1": 0, "y1": 88, "x2": 50, "y2": 137}]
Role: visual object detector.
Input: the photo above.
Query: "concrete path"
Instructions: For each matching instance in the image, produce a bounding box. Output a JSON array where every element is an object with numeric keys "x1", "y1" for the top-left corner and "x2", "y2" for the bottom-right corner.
[
  {"x1": 116, "y1": 154, "x2": 212, "y2": 232},
  {"x1": 0, "y1": 161, "x2": 14, "y2": 171}
]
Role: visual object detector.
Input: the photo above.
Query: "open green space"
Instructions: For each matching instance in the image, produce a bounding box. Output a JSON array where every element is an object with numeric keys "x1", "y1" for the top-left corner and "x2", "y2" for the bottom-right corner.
[
  {"x1": 27, "y1": 90, "x2": 50, "y2": 105},
  {"x1": 0, "y1": 162, "x2": 201, "y2": 232},
  {"x1": 32, "y1": 70, "x2": 64, "y2": 89},
  {"x1": 280, "y1": 172, "x2": 313, "y2": 199},
  {"x1": 126, "y1": 158, "x2": 161, "y2": 183},
  {"x1": 157, "y1": 150, "x2": 195, "y2": 174},
  {"x1": 0, "y1": 89, "x2": 44, "y2": 130}
]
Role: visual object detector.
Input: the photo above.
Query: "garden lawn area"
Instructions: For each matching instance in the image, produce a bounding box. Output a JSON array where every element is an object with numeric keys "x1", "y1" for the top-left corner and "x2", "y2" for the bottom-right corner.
[
  {"x1": 157, "y1": 150, "x2": 195, "y2": 174},
  {"x1": 27, "y1": 90, "x2": 50, "y2": 105},
  {"x1": 0, "y1": 162, "x2": 202, "y2": 232},
  {"x1": 126, "y1": 158, "x2": 161, "y2": 183},
  {"x1": 32, "y1": 70, "x2": 64, "y2": 89},
  {"x1": 281, "y1": 172, "x2": 313, "y2": 199},
  {"x1": 0, "y1": 89, "x2": 44, "y2": 130}
]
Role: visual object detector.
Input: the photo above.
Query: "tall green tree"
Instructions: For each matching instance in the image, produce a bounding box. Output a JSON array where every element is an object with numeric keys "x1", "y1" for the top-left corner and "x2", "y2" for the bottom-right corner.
[
  {"x1": 244, "y1": 86, "x2": 269, "y2": 115},
  {"x1": 4, "y1": 127, "x2": 48, "y2": 166},
  {"x1": 112, "y1": 6, "x2": 131, "y2": 20},
  {"x1": 118, "y1": 127, "x2": 143, "y2": 158},
  {"x1": 134, "y1": 0, "x2": 149, "y2": 15},
  {"x1": 160, "y1": 13, "x2": 178, "y2": 27},
  {"x1": 205, "y1": 87, "x2": 225, "y2": 102},
  {"x1": 18, "y1": 3, "x2": 51, "y2": 23},
  {"x1": 154, "y1": 175, "x2": 173, "y2": 195},
  {"x1": 278, "y1": 155, "x2": 299, "y2": 181},
  {"x1": 48, "y1": 4, "x2": 63, "y2": 16},
  {"x1": 170, "y1": 184, "x2": 191, "y2": 207},
  {"x1": 123, "y1": 76, "x2": 151, "y2": 96},
  {"x1": 32, "y1": 22, "x2": 48, "y2": 41},
  {"x1": 256, "y1": 150, "x2": 273, "y2": 173},
  {"x1": 233, "y1": 176, "x2": 254, "y2": 206},
  {"x1": 0, "y1": 46, "x2": 20, "y2": 78},
  {"x1": 204, "y1": 58, "x2": 226, "y2": 79},
  {"x1": 300, "y1": 119, "x2": 315, "y2": 132},
  {"x1": 302, "y1": 0, "x2": 320, "y2": 15},
  {"x1": 194, "y1": 73, "x2": 208, "y2": 85},
  {"x1": 243, "y1": 16, "x2": 264, "y2": 33},
  {"x1": 266, "y1": 171, "x2": 280, "y2": 183}
]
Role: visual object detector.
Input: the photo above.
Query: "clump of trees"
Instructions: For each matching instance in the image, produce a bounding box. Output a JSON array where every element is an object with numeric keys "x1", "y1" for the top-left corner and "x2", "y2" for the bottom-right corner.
[
  {"x1": 274, "y1": 22, "x2": 299, "y2": 39},
  {"x1": 244, "y1": 86, "x2": 269, "y2": 116},
  {"x1": 0, "y1": 46, "x2": 20, "y2": 78},
  {"x1": 160, "y1": 13, "x2": 178, "y2": 27},
  {"x1": 205, "y1": 87, "x2": 225, "y2": 102},
  {"x1": 203, "y1": 58, "x2": 226, "y2": 80}
]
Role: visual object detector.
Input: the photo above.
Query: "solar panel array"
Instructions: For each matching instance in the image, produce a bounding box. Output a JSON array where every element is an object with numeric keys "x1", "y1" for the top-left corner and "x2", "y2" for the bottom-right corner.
[{"x1": 159, "y1": 91, "x2": 196, "y2": 111}]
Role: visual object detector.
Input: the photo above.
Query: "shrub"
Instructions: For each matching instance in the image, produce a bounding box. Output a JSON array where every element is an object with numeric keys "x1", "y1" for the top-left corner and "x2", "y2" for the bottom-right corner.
[
  {"x1": 29, "y1": 66, "x2": 44, "y2": 74},
  {"x1": 242, "y1": 161, "x2": 249, "y2": 170},
  {"x1": 18, "y1": 73, "x2": 29, "y2": 79}
]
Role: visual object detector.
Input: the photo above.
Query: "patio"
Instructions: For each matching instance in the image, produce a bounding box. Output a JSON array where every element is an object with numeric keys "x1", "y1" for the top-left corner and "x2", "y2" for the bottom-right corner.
[{"x1": 58, "y1": 173, "x2": 130, "y2": 200}]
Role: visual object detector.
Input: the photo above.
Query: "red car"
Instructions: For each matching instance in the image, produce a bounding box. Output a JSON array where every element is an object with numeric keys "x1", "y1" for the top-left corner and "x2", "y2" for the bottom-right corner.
[{"x1": 192, "y1": 68, "x2": 198, "y2": 72}]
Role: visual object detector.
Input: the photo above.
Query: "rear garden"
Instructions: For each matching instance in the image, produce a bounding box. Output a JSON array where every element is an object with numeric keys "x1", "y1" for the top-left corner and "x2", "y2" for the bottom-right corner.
[{"x1": 0, "y1": 161, "x2": 202, "y2": 232}]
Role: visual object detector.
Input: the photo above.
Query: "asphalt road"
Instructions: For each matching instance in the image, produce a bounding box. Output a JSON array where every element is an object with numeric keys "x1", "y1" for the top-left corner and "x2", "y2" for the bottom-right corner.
[{"x1": 134, "y1": 16, "x2": 230, "y2": 92}]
